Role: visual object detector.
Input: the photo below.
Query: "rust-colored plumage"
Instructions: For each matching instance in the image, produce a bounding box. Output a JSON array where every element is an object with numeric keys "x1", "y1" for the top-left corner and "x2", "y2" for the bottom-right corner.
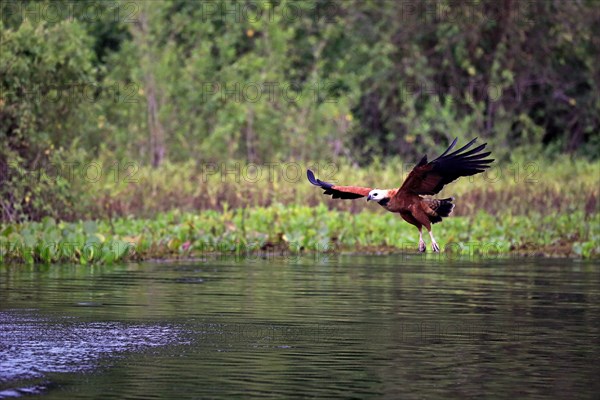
[{"x1": 307, "y1": 137, "x2": 493, "y2": 252}]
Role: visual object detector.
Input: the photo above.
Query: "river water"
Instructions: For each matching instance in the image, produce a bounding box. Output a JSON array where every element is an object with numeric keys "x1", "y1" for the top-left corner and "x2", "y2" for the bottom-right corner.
[{"x1": 1, "y1": 256, "x2": 599, "y2": 399}]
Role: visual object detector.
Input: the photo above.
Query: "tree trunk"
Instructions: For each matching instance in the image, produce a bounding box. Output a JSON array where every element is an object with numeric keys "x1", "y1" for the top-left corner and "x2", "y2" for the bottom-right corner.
[
  {"x1": 132, "y1": 9, "x2": 166, "y2": 168},
  {"x1": 245, "y1": 108, "x2": 256, "y2": 162},
  {"x1": 145, "y1": 71, "x2": 165, "y2": 167}
]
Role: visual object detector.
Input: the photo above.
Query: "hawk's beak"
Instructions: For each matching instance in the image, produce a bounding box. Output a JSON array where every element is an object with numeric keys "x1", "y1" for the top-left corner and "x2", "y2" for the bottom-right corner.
[{"x1": 366, "y1": 194, "x2": 372, "y2": 202}]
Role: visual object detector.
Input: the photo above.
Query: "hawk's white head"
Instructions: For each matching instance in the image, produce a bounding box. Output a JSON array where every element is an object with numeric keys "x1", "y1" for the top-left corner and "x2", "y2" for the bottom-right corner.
[{"x1": 366, "y1": 189, "x2": 388, "y2": 203}]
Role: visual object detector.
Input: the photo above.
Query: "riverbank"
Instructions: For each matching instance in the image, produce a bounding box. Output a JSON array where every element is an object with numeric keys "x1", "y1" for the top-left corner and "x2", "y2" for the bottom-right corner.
[{"x1": 1, "y1": 205, "x2": 598, "y2": 265}]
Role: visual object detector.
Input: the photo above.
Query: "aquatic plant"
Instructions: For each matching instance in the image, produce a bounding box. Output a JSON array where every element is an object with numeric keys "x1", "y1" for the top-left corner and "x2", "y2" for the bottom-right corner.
[{"x1": 1, "y1": 205, "x2": 598, "y2": 265}]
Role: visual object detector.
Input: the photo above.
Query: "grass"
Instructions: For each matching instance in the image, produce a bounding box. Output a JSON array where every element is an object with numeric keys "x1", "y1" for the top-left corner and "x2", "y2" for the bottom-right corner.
[
  {"x1": 1, "y1": 204, "x2": 598, "y2": 265},
  {"x1": 2, "y1": 154, "x2": 598, "y2": 264},
  {"x1": 62, "y1": 154, "x2": 598, "y2": 220}
]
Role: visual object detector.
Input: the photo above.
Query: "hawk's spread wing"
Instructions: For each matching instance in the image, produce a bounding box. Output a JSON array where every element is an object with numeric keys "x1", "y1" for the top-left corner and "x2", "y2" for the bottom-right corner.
[
  {"x1": 307, "y1": 169, "x2": 372, "y2": 199},
  {"x1": 397, "y1": 137, "x2": 494, "y2": 196}
]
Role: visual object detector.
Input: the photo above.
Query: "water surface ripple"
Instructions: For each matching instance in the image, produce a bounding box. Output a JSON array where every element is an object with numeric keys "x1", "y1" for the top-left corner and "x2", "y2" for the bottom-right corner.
[{"x1": 1, "y1": 257, "x2": 598, "y2": 399}]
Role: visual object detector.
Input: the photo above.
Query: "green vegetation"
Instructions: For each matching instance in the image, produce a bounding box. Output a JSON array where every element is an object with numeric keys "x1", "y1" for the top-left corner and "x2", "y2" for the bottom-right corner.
[
  {"x1": 1, "y1": 1, "x2": 598, "y2": 263},
  {"x1": 2, "y1": 204, "x2": 598, "y2": 265},
  {"x1": 5, "y1": 153, "x2": 598, "y2": 220},
  {"x1": 1, "y1": 150, "x2": 598, "y2": 263}
]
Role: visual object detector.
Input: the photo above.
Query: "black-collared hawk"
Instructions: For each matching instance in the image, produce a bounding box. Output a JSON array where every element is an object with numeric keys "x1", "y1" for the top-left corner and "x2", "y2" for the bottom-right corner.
[{"x1": 307, "y1": 137, "x2": 493, "y2": 252}]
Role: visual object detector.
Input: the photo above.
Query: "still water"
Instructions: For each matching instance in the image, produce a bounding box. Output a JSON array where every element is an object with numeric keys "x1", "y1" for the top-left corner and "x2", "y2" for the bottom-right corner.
[{"x1": 1, "y1": 256, "x2": 599, "y2": 399}]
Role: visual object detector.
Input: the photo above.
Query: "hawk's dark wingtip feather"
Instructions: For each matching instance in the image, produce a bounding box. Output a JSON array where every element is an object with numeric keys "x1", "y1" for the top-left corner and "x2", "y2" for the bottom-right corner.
[
  {"x1": 443, "y1": 137, "x2": 479, "y2": 159},
  {"x1": 307, "y1": 169, "x2": 333, "y2": 190},
  {"x1": 436, "y1": 137, "x2": 459, "y2": 159},
  {"x1": 307, "y1": 169, "x2": 317, "y2": 185}
]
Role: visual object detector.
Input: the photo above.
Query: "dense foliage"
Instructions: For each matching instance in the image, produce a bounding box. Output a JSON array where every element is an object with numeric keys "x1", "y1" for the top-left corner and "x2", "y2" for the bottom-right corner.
[
  {"x1": 1, "y1": 0, "x2": 599, "y2": 223},
  {"x1": 2, "y1": 204, "x2": 598, "y2": 265},
  {"x1": 1, "y1": 157, "x2": 599, "y2": 262}
]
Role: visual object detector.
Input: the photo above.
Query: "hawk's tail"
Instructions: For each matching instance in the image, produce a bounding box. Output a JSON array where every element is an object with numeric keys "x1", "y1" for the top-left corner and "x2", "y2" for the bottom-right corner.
[{"x1": 426, "y1": 197, "x2": 455, "y2": 224}]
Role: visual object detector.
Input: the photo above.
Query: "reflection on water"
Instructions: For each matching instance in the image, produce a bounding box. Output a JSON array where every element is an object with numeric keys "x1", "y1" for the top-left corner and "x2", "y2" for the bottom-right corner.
[{"x1": 0, "y1": 257, "x2": 599, "y2": 399}]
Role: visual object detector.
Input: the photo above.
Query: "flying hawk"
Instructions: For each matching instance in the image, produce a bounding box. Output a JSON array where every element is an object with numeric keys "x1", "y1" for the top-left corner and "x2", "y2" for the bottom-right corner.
[{"x1": 307, "y1": 137, "x2": 493, "y2": 252}]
